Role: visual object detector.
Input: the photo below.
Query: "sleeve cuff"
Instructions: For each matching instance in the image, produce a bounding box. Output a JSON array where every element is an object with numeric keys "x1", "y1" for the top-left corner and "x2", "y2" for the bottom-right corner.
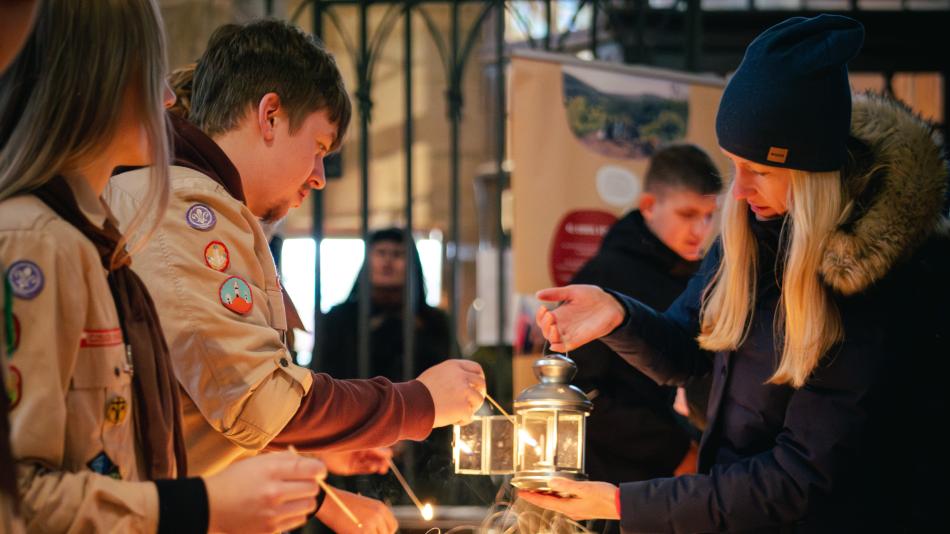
[
  {"x1": 396, "y1": 379, "x2": 435, "y2": 440},
  {"x1": 154, "y1": 478, "x2": 209, "y2": 534}
]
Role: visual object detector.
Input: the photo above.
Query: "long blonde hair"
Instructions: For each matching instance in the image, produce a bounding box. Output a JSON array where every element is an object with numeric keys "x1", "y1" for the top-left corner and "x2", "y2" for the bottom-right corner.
[
  {"x1": 698, "y1": 169, "x2": 850, "y2": 388},
  {"x1": 0, "y1": 0, "x2": 170, "y2": 261}
]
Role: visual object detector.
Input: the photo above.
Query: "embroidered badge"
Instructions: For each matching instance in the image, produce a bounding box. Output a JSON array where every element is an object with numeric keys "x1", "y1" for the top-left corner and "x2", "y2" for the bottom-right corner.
[
  {"x1": 105, "y1": 395, "x2": 128, "y2": 425},
  {"x1": 204, "y1": 241, "x2": 230, "y2": 272},
  {"x1": 185, "y1": 203, "x2": 216, "y2": 231},
  {"x1": 219, "y1": 276, "x2": 253, "y2": 315},
  {"x1": 6, "y1": 260, "x2": 44, "y2": 300},
  {"x1": 87, "y1": 451, "x2": 121, "y2": 479},
  {"x1": 5, "y1": 365, "x2": 21, "y2": 409},
  {"x1": 80, "y1": 328, "x2": 124, "y2": 348},
  {"x1": 767, "y1": 146, "x2": 789, "y2": 164}
]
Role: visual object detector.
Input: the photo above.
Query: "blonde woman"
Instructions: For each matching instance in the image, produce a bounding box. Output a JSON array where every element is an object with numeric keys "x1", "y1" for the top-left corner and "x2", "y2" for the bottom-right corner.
[
  {"x1": 522, "y1": 14, "x2": 949, "y2": 532},
  {"x1": 0, "y1": 1, "x2": 327, "y2": 532}
]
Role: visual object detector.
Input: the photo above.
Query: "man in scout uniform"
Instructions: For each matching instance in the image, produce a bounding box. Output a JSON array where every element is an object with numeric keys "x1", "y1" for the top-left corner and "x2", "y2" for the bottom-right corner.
[{"x1": 107, "y1": 20, "x2": 485, "y2": 533}]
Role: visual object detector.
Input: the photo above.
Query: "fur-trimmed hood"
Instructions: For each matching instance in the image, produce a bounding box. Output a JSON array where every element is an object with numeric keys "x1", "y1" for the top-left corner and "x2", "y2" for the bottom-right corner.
[{"x1": 820, "y1": 93, "x2": 949, "y2": 295}]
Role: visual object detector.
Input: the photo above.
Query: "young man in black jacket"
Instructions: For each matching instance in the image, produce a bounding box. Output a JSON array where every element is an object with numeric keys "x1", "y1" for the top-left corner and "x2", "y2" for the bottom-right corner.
[{"x1": 569, "y1": 144, "x2": 721, "y2": 490}]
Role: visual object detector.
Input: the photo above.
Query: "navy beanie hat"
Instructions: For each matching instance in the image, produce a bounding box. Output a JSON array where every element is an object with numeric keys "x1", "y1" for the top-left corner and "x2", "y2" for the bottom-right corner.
[{"x1": 715, "y1": 14, "x2": 865, "y2": 172}]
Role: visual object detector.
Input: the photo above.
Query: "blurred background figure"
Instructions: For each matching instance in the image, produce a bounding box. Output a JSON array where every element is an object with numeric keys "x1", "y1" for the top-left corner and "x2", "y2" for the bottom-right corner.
[{"x1": 317, "y1": 227, "x2": 457, "y2": 506}]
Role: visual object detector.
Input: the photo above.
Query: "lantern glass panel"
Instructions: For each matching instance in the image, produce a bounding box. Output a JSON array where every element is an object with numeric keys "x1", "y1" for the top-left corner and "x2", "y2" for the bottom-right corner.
[
  {"x1": 454, "y1": 418, "x2": 482, "y2": 474},
  {"x1": 555, "y1": 413, "x2": 584, "y2": 470},
  {"x1": 518, "y1": 410, "x2": 556, "y2": 471},
  {"x1": 488, "y1": 416, "x2": 515, "y2": 472}
]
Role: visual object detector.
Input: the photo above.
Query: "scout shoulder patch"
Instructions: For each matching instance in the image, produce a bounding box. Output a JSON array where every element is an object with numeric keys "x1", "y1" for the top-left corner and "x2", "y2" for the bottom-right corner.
[
  {"x1": 204, "y1": 241, "x2": 230, "y2": 272},
  {"x1": 87, "y1": 451, "x2": 122, "y2": 479},
  {"x1": 80, "y1": 328, "x2": 123, "y2": 348},
  {"x1": 6, "y1": 260, "x2": 44, "y2": 300},
  {"x1": 219, "y1": 276, "x2": 253, "y2": 315},
  {"x1": 185, "y1": 203, "x2": 216, "y2": 231},
  {"x1": 5, "y1": 365, "x2": 21, "y2": 409},
  {"x1": 105, "y1": 395, "x2": 128, "y2": 425}
]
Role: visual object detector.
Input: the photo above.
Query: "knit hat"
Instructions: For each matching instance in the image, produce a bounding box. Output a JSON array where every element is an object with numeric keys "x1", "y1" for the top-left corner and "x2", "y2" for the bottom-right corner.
[{"x1": 715, "y1": 15, "x2": 865, "y2": 172}]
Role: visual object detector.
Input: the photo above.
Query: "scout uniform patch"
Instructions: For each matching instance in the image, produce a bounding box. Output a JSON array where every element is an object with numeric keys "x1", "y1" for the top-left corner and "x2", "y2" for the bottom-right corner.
[
  {"x1": 87, "y1": 451, "x2": 121, "y2": 479},
  {"x1": 5, "y1": 365, "x2": 21, "y2": 409},
  {"x1": 219, "y1": 276, "x2": 253, "y2": 315},
  {"x1": 6, "y1": 260, "x2": 44, "y2": 299},
  {"x1": 185, "y1": 203, "x2": 216, "y2": 231},
  {"x1": 105, "y1": 395, "x2": 128, "y2": 425},
  {"x1": 204, "y1": 241, "x2": 230, "y2": 272},
  {"x1": 80, "y1": 328, "x2": 123, "y2": 348}
]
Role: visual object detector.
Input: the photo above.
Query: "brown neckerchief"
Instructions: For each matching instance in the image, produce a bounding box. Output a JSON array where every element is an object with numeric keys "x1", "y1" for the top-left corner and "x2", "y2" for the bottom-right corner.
[{"x1": 34, "y1": 176, "x2": 186, "y2": 480}]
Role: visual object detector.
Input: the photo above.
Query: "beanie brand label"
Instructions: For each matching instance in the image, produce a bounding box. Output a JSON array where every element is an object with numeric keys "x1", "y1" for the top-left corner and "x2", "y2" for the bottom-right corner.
[{"x1": 767, "y1": 147, "x2": 789, "y2": 164}]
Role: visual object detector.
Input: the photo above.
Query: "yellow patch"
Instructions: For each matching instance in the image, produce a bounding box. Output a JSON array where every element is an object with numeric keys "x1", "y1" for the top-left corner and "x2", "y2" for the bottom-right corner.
[{"x1": 767, "y1": 146, "x2": 789, "y2": 164}]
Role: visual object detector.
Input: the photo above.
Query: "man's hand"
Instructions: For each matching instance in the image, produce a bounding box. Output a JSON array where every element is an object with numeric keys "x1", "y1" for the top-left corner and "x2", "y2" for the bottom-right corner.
[
  {"x1": 518, "y1": 477, "x2": 620, "y2": 521},
  {"x1": 535, "y1": 285, "x2": 626, "y2": 353},
  {"x1": 416, "y1": 359, "x2": 486, "y2": 427},
  {"x1": 204, "y1": 451, "x2": 326, "y2": 533},
  {"x1": 320, "y1": 447, "x2": 393, "y2": 476},
  {"x1": 315, "y1": 488, "x2": 397, "y2": 534}
]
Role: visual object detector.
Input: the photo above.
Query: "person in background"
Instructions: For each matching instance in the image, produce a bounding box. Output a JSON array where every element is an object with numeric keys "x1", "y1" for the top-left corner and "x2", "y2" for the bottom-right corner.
[
  {"x1": 318, "y1": 227, "x2": 455, "y2": 504},
  {"x1": 524, "y1": 14, "x2": 949, "y2": 531},
  {"x1": 0, "y1": 1, "x2": 328, "y2": 532},
  {"x1": 108, "y1": 20, "x2": 485, "y2": 534},
  {"x1": 567, "y1": 144, "x2": 720, "y2": 532}
]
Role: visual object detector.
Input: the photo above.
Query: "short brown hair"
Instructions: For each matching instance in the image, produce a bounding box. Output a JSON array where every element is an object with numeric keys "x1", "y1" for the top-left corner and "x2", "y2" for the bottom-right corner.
[
  {"x1": 644, "y1": 144, "x2": 722, "y2": 195},
  {"x1": 190, "y1": 19, "x2": 351, "y2": 150}
]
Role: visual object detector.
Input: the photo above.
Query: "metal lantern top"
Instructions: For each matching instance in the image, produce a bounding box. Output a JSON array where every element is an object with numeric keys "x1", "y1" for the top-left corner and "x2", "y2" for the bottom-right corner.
[{"x1": 513, "y1": 353, "x2": 593, "y2": 413}]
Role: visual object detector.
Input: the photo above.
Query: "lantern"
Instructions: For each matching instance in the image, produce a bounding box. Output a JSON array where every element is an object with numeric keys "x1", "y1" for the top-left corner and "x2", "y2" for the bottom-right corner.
[
  {"x1": 510, "y1": 354, "x2": 592, "y2": 492},
  {"x1": 453, "y1": 415, "x2": 515, "y2": 475}
]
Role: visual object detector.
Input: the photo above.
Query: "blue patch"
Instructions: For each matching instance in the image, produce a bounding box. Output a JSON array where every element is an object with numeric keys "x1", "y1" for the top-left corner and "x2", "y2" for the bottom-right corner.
[
  {"x1": 185, "y1": 203, "x2": 216, "y2": 231},
  {"x1": 6, "y1": 260, "x2": 44, "y2": 300},
  {"x1": 87, "y1": 451, "x2": 121, "y2": 480}
]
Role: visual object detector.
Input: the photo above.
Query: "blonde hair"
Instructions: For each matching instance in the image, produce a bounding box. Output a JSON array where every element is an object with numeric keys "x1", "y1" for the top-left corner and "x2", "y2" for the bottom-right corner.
[
  {"x1": 0, "y1": 0, "x2": 170, "y2": 263},
  {"x1": 698, "y1": 169, "x2": 850, "y2": 388},
  {"x1": 167, "y1": 63, "x2": 197, "y2": 120}
]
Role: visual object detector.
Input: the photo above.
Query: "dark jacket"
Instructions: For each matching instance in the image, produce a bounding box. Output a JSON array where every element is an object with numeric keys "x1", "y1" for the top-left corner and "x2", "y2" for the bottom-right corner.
[
  {"x1": 569, "y1": 211, "x2": 700, "y2": 484},
  {"x1": 607, "y1": 94, "x2": 950, "y2": 533}
]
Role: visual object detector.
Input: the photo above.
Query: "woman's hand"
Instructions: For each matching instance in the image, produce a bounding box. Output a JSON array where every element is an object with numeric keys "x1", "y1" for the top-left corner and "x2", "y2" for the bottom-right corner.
[
  {"x1": 319, "y1": 447, "x2": 393, "y2": 476},
  {"x1": 535, "y1": 285, "x2": 626, "y2": 352},
  {"x1": 315, "y1": 488, "x2": 398, "y2": 534},
  {"x1": 204, "y1": 451, "x2": 326, "y2": 533},
  {"x1": 518, "y1": 477, "x2": 620, "y2": 521}
]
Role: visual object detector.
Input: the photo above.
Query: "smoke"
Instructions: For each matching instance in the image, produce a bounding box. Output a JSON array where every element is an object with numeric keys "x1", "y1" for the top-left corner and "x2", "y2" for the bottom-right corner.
[{"x1": 425, "y1": 485, "x2": 593, "y2": 534}]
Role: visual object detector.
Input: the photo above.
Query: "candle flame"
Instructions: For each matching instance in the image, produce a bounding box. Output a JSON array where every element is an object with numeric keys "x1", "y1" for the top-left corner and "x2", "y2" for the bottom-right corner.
[
  {"x1": 457, "y1": 440, "x2": 473, "y2": 454},
  {"x1": 518, "y1": 429, "x2": 538, "y2": 447},
  {"x1": 421, "y1": 503, "x2": 434, "y2": 521}
]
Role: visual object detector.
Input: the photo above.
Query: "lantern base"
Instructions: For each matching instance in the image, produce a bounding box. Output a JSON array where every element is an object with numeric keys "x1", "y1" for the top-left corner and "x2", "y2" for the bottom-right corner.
[{"x1": 510, "y1": 472, "x2": 588, "y2": 496}]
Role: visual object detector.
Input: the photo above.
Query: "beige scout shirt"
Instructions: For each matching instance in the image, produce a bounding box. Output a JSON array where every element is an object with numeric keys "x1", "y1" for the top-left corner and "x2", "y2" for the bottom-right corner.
[
  {"x1": 0, "y1": 176, "x2": 159, "y2": 533},
  {"x1": 107, "y1": 167, "x2": 313, "y2": 476}
]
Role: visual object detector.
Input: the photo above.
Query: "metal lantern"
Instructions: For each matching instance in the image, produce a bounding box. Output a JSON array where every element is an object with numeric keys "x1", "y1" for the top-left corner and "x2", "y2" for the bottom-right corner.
[{"x1": 510, "y1": 353, "x2": 592, "y2": 492}]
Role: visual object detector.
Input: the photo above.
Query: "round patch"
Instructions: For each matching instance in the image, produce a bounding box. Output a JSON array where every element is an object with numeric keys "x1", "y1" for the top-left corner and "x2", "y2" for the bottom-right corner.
[
  {"x1": 204, "y1": 241, "x2": 230, "y2": 272},
  {"x1": 219, "y1": 276, "x2": 253, "y2": 315},
  {"x1": 105, "y1": 395, "x2": 128, "y2": 425},
  {"x1": 5, "y1": 365, "x2": 21, "y2": 410},
  {"x1": 6, "y1": 260, "x2": 44, "y2": 300},
  {"x1": 185, "y1": 203, "x2": 216, "y2": 231}
]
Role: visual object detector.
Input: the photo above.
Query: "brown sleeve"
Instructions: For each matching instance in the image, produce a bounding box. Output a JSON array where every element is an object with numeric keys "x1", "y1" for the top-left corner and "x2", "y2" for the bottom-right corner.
[{"x1": 268, "y1": 373, "x2": 435, "y2": 452}]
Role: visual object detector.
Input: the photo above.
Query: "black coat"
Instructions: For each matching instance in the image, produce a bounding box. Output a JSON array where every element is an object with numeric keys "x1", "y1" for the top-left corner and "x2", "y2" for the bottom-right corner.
[
  {"x1": 569, "y1": 210, "x2": 701, "y2": 484},
  {"x1": 606, "y1": 95, "x2": 950, "y2": 532}
]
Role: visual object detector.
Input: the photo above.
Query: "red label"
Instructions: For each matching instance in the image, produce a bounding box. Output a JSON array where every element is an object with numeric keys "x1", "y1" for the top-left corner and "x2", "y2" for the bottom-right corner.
[
  {"x1": 549, "y1": 210, "x2": 618, "y2": 286},
  {"x1": 80, "y1": 328, "x2": 123, "y2": 348}
]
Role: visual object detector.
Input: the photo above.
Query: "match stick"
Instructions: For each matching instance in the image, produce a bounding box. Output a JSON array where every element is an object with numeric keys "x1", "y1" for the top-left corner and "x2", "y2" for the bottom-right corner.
[
  {"x1": 387, "y1": 458, "x2": 432, "y2": 520},
  {"x1": 287, "y1": 446, "x2": 362, "y2": 528},
  {"x1": 484, "y1": 392, "x2": 517, "y2": 426}
]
